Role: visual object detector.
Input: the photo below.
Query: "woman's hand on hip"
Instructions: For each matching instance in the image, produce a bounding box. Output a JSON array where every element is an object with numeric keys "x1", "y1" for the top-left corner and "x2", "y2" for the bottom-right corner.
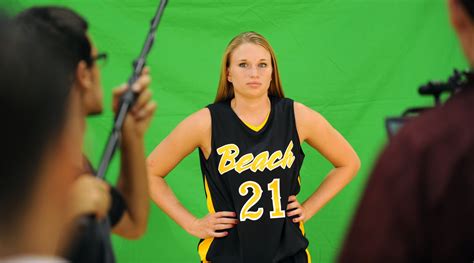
[
  {"x1": 286, "y1": 195, "x2": 306, "y2": 223},
  {"x1": 187, "y1": 211, "x2": 238, "y2": 239}
]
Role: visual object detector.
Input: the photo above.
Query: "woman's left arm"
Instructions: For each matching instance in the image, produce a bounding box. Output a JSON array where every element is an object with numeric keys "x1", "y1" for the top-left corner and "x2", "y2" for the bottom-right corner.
[{"x1": 287, "y1": 102, "x2": 361, "y2": 223}]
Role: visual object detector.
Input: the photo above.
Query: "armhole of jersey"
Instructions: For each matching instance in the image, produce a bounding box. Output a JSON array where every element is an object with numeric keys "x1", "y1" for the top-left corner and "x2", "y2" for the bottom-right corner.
[
  {"x1": 291, "y1": 100, "x2": 305, "y2": 157},
  {"x1": 198, "y1": 106, "x2": 215, "y2": 262},
  {"x1": 294, "y1": 104, "x2": 310, "y2": 263},
  {"x1": 202, "y1": 106, "x2": 213, "y2": 161}
]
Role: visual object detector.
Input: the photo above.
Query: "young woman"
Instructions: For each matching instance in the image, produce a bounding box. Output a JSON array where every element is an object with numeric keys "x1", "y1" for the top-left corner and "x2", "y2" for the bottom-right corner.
[{"x1": 148, "y1": 31, "x2": 360, "y2": 263}]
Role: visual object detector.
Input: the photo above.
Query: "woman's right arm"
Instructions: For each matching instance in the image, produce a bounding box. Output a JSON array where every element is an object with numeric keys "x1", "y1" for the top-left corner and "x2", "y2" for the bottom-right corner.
[{"x1": 147, "y1": 108, "x2": 237, "y2": 239}]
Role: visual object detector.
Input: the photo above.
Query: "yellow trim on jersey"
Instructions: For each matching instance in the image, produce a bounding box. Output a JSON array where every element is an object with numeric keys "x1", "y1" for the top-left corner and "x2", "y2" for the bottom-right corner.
[
  {"x1": 299, "y1": 221, "x2": 305, "y2": 235},
  {"x1": 241, "y1": 111, "x2": 270, "y2": 132},
  {"x1": 297, "y1": 176, "x2": 311, "y2": 262},
  {"x1": 198, "y1": 177, "x2": 215, "y2": 262},
  {"x1": 306, "y1": 249, "x2": 312, "y2": 263},
  {"x1": 204, "y1": 177, "x2": 215, "y2": 213},
  {"x1": 198, "y1": 238, "x2": 213, "y2": 263},
  {"x1": 299, "y1": 221, "x2": 312, "y2": 263}
]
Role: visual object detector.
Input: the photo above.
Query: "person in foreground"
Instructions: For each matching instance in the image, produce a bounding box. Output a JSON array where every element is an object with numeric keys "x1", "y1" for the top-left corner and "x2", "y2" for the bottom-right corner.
[
  {"x1": 0, "y1": 14, "x2": 83, "y2": 262},
  {"x1": 15, "y1": 7, "x2": 156, "y2": 262},
  {"x1": 339, "y1": 0, "x2": 474, "y2": 262}
]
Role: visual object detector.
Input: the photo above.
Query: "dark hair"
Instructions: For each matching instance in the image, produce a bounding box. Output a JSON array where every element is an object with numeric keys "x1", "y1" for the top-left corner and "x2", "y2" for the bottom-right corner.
[
  {"x1": 16, "y1": 6, "x2": 92, "y2": 70},
  {"x1": 0, "y1": 13, "x2": 73, "y2": 234},
  {"x1": 461, "y1": 0, "x2": 474, "y2": 19}
]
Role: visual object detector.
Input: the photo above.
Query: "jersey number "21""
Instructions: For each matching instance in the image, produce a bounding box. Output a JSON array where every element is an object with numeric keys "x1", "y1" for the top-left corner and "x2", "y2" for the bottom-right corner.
[{"x1": 239, "y1": 178, "x2": 285, "y2": 221}]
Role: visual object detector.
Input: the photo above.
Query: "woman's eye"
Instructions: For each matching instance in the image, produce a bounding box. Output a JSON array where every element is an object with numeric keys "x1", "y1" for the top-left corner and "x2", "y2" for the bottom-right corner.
[
  {"x1": 239, "y1": 63, "x2": 248, "y2": 68},
  {"x1": 259, "y1": 63, "x2": 267, "y2": 68}
]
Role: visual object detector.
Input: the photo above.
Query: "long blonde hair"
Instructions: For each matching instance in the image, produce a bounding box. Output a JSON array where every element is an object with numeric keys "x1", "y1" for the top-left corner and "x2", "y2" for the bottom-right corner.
[{"x1": 214, "y1": 32, "x2": 285, "y2": 103}]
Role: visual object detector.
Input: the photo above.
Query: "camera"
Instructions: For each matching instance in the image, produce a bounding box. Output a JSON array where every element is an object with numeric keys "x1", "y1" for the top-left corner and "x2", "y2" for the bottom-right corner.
[{"x1": 385, "y1": 69, "x2": 473, "y2": 138}]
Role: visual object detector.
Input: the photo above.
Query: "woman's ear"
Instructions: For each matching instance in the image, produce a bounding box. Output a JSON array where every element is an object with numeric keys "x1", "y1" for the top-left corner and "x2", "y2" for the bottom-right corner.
[
  {"x1": 227, "y1": 71, "x2": 232, "y2": 83},
  {"x1": 75, "y1": 61, "x2": 92, "y2": 91},
  {"x1": 450, "y1": 0, "x2": 472, "y2": 35}
]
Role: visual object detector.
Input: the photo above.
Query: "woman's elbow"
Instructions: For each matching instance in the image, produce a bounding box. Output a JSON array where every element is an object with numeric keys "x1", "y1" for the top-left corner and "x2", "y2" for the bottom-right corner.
[
  {"x1": 132, "y1": 223, "x2": 148, "y2": 239},
  {"x1": 121, "y1": 222, "x2": 148, "y2": 240},
  {"x1": 350, "y1": 155, "x2": 361, "y2": 177}
]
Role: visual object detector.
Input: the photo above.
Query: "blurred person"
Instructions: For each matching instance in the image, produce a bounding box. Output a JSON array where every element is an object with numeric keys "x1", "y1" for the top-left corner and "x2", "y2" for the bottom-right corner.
[
  {"x1": 15, "y1": 6, "x2": 156, "y2": 263},
  {"x1": 339, "y1": 0, "x2": 474, "y2": 262},
  {"x1": 0, "y1": 13, "x2": 83, "y2": 262}
]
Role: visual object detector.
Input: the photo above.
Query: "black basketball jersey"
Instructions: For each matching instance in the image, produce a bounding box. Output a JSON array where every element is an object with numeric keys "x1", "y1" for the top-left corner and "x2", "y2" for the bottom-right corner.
[{"x1": 198, "y1": 96, "x2": 310, "y2": 263}]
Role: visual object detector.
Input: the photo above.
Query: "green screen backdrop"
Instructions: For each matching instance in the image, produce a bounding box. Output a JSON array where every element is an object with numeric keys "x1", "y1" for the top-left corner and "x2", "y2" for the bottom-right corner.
[{"x1": 5, "y1": 0, "x2": 467, "y2": 262}]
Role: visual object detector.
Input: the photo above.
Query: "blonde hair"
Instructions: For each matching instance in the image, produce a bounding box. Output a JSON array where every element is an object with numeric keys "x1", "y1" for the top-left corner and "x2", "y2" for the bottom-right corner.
[{"x1": 214, "y1": 31, "x2": 285, "y2": 103}]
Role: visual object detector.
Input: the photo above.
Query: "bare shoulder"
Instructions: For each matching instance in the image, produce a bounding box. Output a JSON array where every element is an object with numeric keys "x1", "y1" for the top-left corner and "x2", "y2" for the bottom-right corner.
[
  {"x1": 294, "y1": 101, "x2": 332, "y2": 142},
  {"x1": 294, "y1": 102, "x2": 313, "y2": 117},
  {"x1": 293, "y1": 102, "x2": 360, "y2": 170},
  {"x1": 182, "y1": 107, "x2": 211, "y2": 130},
  {"x1": 177, "y1": 107, "x2": 211, "y2": 154},
  {"x1": 147, "y1": 107, "x2": 212, "y2": 170},
  {"x1": 294, "y1": 101, "x2": 327, "y2": 126}
]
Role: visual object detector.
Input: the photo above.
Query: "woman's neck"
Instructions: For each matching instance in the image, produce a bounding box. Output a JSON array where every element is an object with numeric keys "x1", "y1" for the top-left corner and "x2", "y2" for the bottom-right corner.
[{"x1": 231, "y1": 94, "x2": 270, "y2": 125}]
